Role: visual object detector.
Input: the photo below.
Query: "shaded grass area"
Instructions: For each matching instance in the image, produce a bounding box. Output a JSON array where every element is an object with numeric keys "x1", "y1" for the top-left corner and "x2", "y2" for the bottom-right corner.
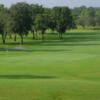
[
  {"x1": 0, "y1": 48, "x2": 67, "y2": 52},
  {"x1": 0, "y1": 30, "x2": 100, "y2": 100},
  {"x1": 0, "y1": 75, "x2": 56, "y2": 79},
  {"x1": 0, "y1": 30, "x2": 100, "y2": 46}
]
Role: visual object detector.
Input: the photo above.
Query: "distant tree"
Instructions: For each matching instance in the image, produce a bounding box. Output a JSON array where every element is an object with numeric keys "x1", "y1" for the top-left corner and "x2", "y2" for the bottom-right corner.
[
  {"x1": 8, "y1": 2, "x2": 32, "y2": 44},
  {"x1": 78, "y1": 16, "x2": 95, "y2": 27},
  {"x1": 78, "y1": 16, "x2": 86, "y2": 27},
  {"x1": 34, "y1": 14, "x2": 50, "y2": 40},
  {"x1": 72, "y1": 6, "x2": 86, "y2": 16},
  {"x1": 0, "y1": 4, "x2": 4, "y2": 11},
  {"x1": 81, "y1": 7, "x2": 96, "y2": 17},
  {"x1": 51, "y1": 7, "x2": 74, "y2": 39},
  {"x1": 95, "y1": 11, "x2": 100, "y2": 26},
  {"x1": 72, "y1": 6, "x2": 86, "y2": 23},
  {"x1": 95, "y1": 7, "x2": 100, "y2": 12},
  {"x1": 86, "y1": 17, "x2": 95, "y2": 26},
  {"x1": 44, "y1": 7, "x2": 51, "y2": 15},
  {"x1": 78, "y1": 7, "x2": 96, "y2": 27}
]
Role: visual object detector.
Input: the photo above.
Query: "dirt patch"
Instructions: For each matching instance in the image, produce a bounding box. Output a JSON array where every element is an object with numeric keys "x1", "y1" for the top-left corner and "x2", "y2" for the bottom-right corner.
[
  {"x1": 13, "y1": 47, "x2": 26, "y2": 50},
  {"x1": 0, "y1": 47, "x2": 26, "y2": 51}
]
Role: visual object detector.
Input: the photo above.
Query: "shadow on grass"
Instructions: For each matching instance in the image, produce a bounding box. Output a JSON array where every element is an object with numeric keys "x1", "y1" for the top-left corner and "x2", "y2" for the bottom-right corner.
[
  {"x1": 1, "y1": 31, "x2": 100, "y2": 46},
  {"x1": 0, "y1": 48, "x2": 67, "y2": 52},
  {"x1": 42, "y1": 43, "x2": 100, "y2": 46},
  {"x1": 23, "y1": 32, "x2": 100, "y2": 45},
  {"x1": 0, "y1": 75, "x2": 56, "y2": 79},
  {"x1": 66, "y1": 32, "x2": 99, "y2": 36}
]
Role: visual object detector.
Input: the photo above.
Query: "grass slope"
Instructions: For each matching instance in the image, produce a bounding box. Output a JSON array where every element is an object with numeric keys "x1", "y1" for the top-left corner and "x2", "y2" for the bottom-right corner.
[{"x1": 0, "y1": 30, "x2": 100, "y2": 100}]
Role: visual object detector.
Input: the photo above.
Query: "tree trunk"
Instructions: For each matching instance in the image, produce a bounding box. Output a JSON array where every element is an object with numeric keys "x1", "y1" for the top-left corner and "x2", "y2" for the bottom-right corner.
[
  {"x1": 35, "y1": 30, "x2": 38, "y2": 40},
  {"x1": 2, "y1": 34, "x2": 5, "y2": 44},
  {"x1": 42, "y1": 34, "x2": 44, "y2": 40},
  {"x1": 58, "y1": 33, "x2": 61, "y2": 40},
  {"x1": 2, "y1": 39, "x2": 5, "y2": 44},
  {"x1": 9, "y1": 34, "x2": 12, "y2": 39},
  {"x1": 20, "y1": 34, "x2": 23, "y2": 45},
  {"x1": 60, "y1": 33, "x2": 63, "y2": 39},
  {"x1": 14, "y1": 34, "x2": 17, "y2": 41},
  {"x1": 58, "y1": 33, "x2": 63, "y2": 40},
  {"x1": 32, "y1": 30, "x2": 35, "y2": 39},
  {"x1": 41, "y1": 30, "x2": 44, "y2": 40}
]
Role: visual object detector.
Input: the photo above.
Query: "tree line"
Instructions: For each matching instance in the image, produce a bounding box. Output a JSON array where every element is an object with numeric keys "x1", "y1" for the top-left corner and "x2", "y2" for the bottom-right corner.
[
  {"x1": 0, "y1": 3, "x2": 100, "y2": 45},
  {"x1": 0, "y1": 2, "x2": 75, "y2": 44},
  {"x1": 72, "y1": 6, "x2": 100, "y2": 28}
]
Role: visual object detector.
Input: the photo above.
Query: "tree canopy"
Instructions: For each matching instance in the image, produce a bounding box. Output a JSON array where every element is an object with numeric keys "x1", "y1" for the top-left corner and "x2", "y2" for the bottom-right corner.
[
  {"x1": 51, "y1": 7, "x2": 74, "y2": 39},
  {"x1": 8, "y1": 2, "x2": 32, "y2": 44}
]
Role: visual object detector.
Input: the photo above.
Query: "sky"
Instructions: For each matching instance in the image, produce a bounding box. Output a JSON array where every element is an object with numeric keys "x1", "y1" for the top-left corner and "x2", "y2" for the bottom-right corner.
[{"x1": 0, "y1": 0, "x2": 100, "y2": 8}]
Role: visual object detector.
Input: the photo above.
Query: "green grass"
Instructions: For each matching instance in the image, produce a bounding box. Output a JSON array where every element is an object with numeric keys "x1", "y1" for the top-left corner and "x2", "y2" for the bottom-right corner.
[{"x1": 0, "y1": 30, "x2": 100, "y2": 100}]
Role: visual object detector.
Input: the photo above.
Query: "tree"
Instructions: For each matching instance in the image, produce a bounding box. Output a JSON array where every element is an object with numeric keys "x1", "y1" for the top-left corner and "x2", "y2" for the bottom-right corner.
[
  {"x1": 51, "y1": 7, "x2": 74, "y2": 39},
  {"x1": 8, "y1": 2, "x2": 32, "y2": 44},
  {"x1": 95, "y1": 11, "x2": 100, "y2": 26},
  {"x1": 0, "y1": 5, "x2": 8, "y2": 44},
  {"x1": 78, "y1": 16, "x2": 86, "y2": 27},
  {"x1": 78, "y1": 7, "x2": 96, "y2": 27},
  {"x1": 0, "y1": 4, "x2": 4, "y2": 11},
  {"x1": 72, "y1": 6, "x2": 86, "y2": 16},
  {"x1": 34, "y1": 14, "x2": 50, "y2": 40},
  {"x1": 30, "y1": 4, "x2": 44, "y2": 39},
  {"x1": 81, "y1": 7, "x2": 96, "y2": 17},
  {"x1": 72, "y1": 6, "x2": 86, "y2": 23},
  {"x1": 0, "y1": 14, "x2": 5, "y2": 44}
]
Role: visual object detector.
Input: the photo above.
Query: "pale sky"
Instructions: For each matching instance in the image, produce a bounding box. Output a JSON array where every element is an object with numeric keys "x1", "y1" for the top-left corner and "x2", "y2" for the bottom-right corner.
[{"x1": 0, "y1": 0, "x2": 100, "y2": 8}]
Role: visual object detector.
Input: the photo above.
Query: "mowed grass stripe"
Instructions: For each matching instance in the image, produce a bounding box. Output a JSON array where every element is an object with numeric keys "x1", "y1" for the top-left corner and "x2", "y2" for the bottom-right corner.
[{"x1": 0, "y1": 30, "x2": 100, "y2": 100}]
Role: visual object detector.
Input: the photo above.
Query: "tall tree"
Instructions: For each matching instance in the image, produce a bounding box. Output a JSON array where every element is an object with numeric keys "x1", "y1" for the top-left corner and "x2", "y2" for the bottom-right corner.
[
  {"x1": 34, "y1": 14, "x2": 50, "y2": 40},
  {"x1": 0, "y1": 4, "x2": 8, "y2": 44},
  {"x1": 8, "y1": 2, "x2": 32, "y2": 44},
  {"x1": 95, "y1": 11, "x2": 100, "y2": 26},
  {"x1": 30, "y1": 4, "x2": 44, "y2": 39},
  {"x1": 0, "y1": 13, "x2": 5, "y2": 44},
  {"x1": 51, "y1": 7, "x2": 74, "y2": 39}
]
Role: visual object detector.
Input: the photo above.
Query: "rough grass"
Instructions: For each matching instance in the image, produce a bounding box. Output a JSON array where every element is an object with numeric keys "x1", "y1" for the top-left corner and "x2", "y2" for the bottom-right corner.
[{"x1": 0, "y1": 30, "x2": 100, "y2": 100}]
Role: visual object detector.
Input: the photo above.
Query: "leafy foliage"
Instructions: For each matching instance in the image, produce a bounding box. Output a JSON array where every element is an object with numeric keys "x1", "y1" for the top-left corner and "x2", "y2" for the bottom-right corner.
[
  {"x1": 51, "y1": 7, "x2": 74, "y2": 39},
  {"x1": 8, "y1": 2, "x2": 32, "y2": 44},
  {"x1": 34, "y1": 14, "x2": 50, "y2": 40}
]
